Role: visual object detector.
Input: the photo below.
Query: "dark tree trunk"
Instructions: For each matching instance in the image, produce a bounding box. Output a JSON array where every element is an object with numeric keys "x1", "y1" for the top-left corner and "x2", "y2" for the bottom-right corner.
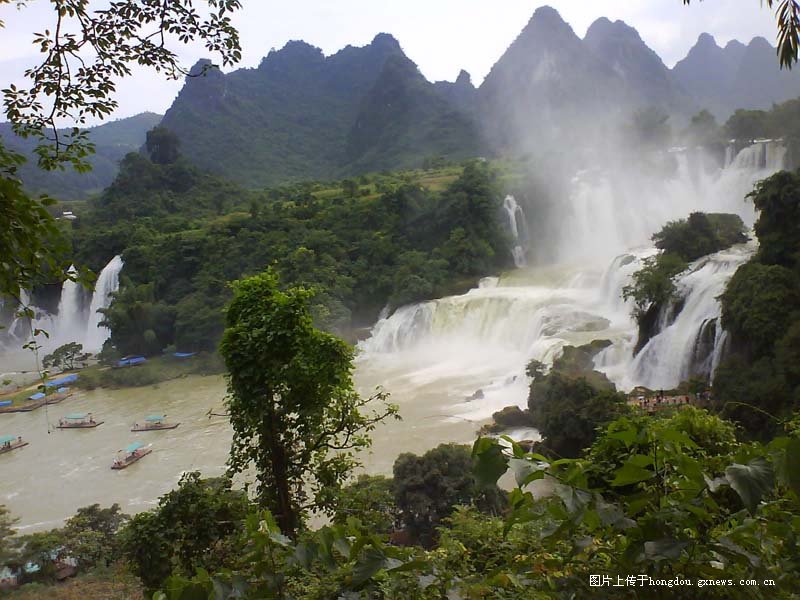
[{"x1": 263, "y1": 414, "x2": 297, "y2": 537}]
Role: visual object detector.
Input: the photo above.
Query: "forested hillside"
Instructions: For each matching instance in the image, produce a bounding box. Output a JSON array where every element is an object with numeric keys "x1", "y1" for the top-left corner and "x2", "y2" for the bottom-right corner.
[
  {"x1": 0, "y1": 112, "x2": 161, "y2": 199},
  {"x1": 70, "y1": 149, "x2": 511, "y2": 357},
  {"x1": 158, "y1": 35, "x2": 483, "y2": 187}
]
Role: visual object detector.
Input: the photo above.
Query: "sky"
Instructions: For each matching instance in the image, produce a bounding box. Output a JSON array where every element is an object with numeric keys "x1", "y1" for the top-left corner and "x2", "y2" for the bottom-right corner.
[{"x1": 0, "y1": 0, "x2": 779, "y2": 124}]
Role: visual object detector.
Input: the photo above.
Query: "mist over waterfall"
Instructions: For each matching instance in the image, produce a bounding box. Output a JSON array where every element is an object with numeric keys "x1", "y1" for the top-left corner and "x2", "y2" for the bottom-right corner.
[{"x1": 358, "y1": 142, "x2": 785, "y2": 422}]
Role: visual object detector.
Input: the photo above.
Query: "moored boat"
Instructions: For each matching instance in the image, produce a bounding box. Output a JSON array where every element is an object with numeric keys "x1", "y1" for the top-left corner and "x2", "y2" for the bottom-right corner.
[
  {"x1": 131, "y1": 414, "x2": 180, "y2": 431},
  {"x1": 0, "y1": 435, "x2": 28, "y2": 454},
  {"x1": 57, "y1": 413, "x2": 103, "y2": 429},
  {"x1": 111, "y1": 441, "x2": 152, "y2": 470},
  {"x1": 45, "y1": 387, "x2": 74, "y2": 405}
]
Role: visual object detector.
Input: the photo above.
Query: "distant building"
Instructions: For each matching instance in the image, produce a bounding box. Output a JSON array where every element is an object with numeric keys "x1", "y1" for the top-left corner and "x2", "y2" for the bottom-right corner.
[{"x1": 60, "y1": 211, "x2": 77, "y2": 221}]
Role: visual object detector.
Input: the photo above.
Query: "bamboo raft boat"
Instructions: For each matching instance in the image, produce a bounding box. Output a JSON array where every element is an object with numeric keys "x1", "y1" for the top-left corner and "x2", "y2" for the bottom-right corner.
[
  {"x1": 131, "y1": 414, "x2": 180, "y2": 431},
  {"x1": 0, "y1": 435, "x2": 28, "y2": 454},
  {"x1": 111, "y1": 441, "x2": 152, "y2": 470},
  {"x1": 57, "y1": 413, "x2": 103, "y2": 429}
]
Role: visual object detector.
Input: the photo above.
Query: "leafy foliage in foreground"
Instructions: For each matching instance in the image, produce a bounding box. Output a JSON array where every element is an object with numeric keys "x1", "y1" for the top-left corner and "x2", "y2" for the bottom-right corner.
[
  {"x1": 119, "y1": 473, "x2": 249, "y2": 593},
  {"x1": 155, "y1": 408, "x2": 800, "y2": 599}
]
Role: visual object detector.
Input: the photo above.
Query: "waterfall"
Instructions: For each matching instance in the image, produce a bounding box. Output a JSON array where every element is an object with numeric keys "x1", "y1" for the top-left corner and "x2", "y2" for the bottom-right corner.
[
  {"x1": 85, "y1": 255, "x2": 124, "y2": 351},
  {"x1": 724, "y1": 144, "x2": 735, "y2": 168},
  {"x1": 503, "y1": 195, "x2": 528, "y2": 268},
  {"x1": 51, "y1": 266, "x2": 87, "y2": 347},
  {"x1": 357, "y1": 141, "x2": 786, "y2": 421},
  {"x1": 616, "y1": 242, "x2": 755, "y2": 390}
]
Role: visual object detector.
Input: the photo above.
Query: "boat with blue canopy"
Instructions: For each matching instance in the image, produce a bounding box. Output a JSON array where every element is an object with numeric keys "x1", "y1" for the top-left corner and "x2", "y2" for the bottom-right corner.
[
  {"x1": 0, "y1": 435, "x2": 28, "y2": 454},
  {"x1": 131, "y1": 414, "x2": 180, "y2": 431},
  {"x1": 57, "y1": 412, "x2": 103, "y2": 429},
  {"x1": 111, "y1": 441, "x2": 152, "y2": 469}
]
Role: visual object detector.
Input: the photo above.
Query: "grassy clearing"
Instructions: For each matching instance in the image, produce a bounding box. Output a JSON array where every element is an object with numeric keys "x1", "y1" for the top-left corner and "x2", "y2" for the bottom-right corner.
[
  {"x1": 76, "y1": 353, "x2": 225, "y2": 390},
  {"x1": 5, "y1": 565, "x2": 143, "y2": 600}
]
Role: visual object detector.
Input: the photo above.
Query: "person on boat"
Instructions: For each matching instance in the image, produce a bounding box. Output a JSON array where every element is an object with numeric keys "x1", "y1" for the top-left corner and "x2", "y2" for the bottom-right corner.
[
  {"x1": 113, "y1": 458, "x2": 122, "y2": 468},
  {"x1": 89, "y1": 414, "x2": 95, "y2": 424},
  {"x1": 133, "y1": 423, "x2": 139, "y2": 429}
]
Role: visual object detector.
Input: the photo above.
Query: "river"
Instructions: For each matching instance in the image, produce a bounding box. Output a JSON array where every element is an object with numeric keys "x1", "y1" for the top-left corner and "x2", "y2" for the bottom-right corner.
[
  {"x1": 1, "y1": 362, "x2": 505, "y2": 532},
  {"x1": 0, "y1": 140, "x2": 785, "y2": 531}
]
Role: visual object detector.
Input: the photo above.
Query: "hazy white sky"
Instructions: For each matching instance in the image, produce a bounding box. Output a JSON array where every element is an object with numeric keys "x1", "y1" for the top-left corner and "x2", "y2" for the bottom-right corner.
[{"x1": 0, "y1": 1, "x2": 779, "y2": 123}]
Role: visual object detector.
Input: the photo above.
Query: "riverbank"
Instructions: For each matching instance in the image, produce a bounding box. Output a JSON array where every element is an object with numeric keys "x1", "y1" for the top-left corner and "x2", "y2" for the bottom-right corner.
[{"x1": 75, "y1": 353, "x2": 225, "y2": 390}]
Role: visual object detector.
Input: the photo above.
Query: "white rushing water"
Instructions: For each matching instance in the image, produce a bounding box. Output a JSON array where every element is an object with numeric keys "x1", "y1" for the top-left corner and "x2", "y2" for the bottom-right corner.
[
  {"x1": 85, "y1": 255, "x2": 124, "y2": 351},
  {"x1": 357, "y1": 141, "x2": 783, "y2": 423},
  {"x1": 51, "y1": 266, "x2": 88, "y2": 348},
  {"x1": 1, "y1": 255, "x2": 124, "y2": 361},
  {"x1": 503, "y1": 194, "x2": 529, "y2": 268}
]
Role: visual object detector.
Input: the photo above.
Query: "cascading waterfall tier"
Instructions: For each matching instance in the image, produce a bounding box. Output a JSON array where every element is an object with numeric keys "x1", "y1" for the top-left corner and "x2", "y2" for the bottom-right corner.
[
  {"x1": 357, "y1": 141, "x2": 785, "y2": 422},
  {"x1": 600, "y1": 242, "x2": 755, "y2": 391}
]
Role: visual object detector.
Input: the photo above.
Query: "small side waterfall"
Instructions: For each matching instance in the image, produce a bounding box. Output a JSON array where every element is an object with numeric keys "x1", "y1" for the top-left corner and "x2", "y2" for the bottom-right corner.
[
  {"x1": 618, "y1": 242, "x2": 755, "y2": 390},
  {"x1": 503, "y1": 195, "x2": 528, "y2": 268},
  {"x1": 85, "y1": 255, "x2": 124, "y2": 351}
]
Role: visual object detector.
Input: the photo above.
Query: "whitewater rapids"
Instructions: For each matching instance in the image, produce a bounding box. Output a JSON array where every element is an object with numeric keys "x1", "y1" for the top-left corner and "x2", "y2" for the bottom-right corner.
[{"x1": 356, "y1": 142, "x2": 782, "y2": 425}]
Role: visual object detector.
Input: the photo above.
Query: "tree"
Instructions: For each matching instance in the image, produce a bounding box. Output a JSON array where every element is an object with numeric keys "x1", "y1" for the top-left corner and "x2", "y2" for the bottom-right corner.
[
  {"x1": 61, "y1": 503, "x2": 128, "y2": 570},
  {"x1": 393, "y1": 443, "x2": 505, "y2": 546},
  {"x1": 629, "y1": 106, "x2": 671, "y2": 150},
  {"x1": 332, "y1": 474, "x2": 400, "y2": 535},
  {"x1": 685, "y1": 109, "x2": 721, "y2": 146},
  {"x1": 43, "y1": 342, "x2": 88, "y2": 371},
  {"x1": 683, "y1": 0, "x2": 800, "y2": 69},
  {"x1": 720, "y1": 262, "x2": 800, "y2": 358},
  {"x1": 219, "y1": 270, "x2": 398, "y2": 537},
  {"x1": 622, "y1": 252, "x2": 688, "y2": 319},
  {"x1": 341, "y1": 179, "x2": 359, "y2": 198},
  {"x1": 119, "y1": 473, "x2": 248, "y2": 592},
  {"x1": 145, "y1": 127, "x2": 181, "y2": 165},
  {"x1": 529, "y1": 371, "x2": 629, "y2": 458},
  {"x1": 725, "y1": 109, "x2": 769, "y2": 141},
  {"x1": 0, "y1": 505, "x2": 19, "y2": 568},
  {"x1": 749, "y1": 169, "x2": 800, "y2": 268},
  {"x1": 0, "y1": 0, "x2": 241, "y2": 300}
]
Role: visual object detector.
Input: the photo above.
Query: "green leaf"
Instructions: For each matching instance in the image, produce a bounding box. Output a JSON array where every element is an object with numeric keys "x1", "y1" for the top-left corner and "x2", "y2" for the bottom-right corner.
[
  {"x1": 656, "y1": 428, "x2": 698, "y2": 448},
  {"x1": 387, "y1": 558, "x2": 429, "y2": 574},
  {"x1": 644, "y1": 539, "x2": 688, "y2": 561},
  {"x1": 508, "y1": 457, "x2": 547, "y2": 487},
  {"x1": 472, "y1": 437, "x2": 508, "y2": 488},
  {"x1": 725, "y1": 458, "x2": 774, "y2": 514},
  {"x1": 703, "y1": 474, "x2": 728, "y2": 492},
  {"x1": 785, "y1": 437, "x2": 800, "y2": 497},
  {"x1": 627, "y1": 454, "x2": 653, "y2": 468},
  {"x1": 611, "y1": 463, "x2": 655, "y2": 486},
  {"x1": 352, "y1": 547, "x2": 387, "y2": 586},
  {"x1": 554, "y1": 483, "x2": 590, "y2": 514},
  {"x1": 608, "y1": 428, "x2": 637, "y2": 446}
]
